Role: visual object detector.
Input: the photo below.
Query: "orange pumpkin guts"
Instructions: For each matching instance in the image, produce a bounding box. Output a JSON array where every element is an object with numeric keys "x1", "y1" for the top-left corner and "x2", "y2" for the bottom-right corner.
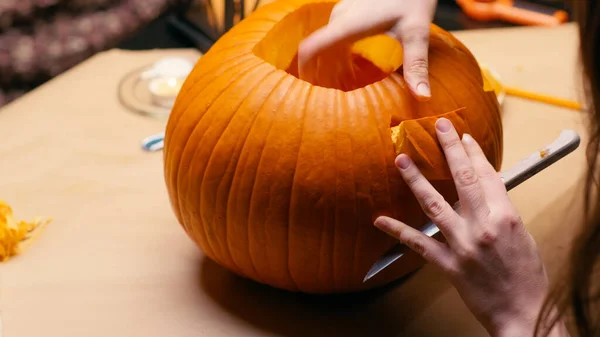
[{"x1": 163, "y1": 0, "x2": 503, "y2": 293}]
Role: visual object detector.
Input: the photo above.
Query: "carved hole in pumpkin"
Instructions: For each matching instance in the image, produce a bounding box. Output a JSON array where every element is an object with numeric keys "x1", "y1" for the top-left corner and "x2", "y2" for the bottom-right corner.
[{"x1": 252, "y1": 2, "x2": 404, "y2": 92}]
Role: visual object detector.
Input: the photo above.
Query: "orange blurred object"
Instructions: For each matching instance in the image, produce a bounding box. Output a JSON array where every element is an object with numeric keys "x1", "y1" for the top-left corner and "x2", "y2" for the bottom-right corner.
[{"x1": 456, "y1": 0, "x2": 569, "y2": 27}]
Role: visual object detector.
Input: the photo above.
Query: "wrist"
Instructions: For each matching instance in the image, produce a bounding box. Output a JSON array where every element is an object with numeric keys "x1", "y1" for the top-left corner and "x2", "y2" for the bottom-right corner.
[
  {"x1": 494, "y1": 320, "x2": 569, "y2": 337},
  {"x1": 488, "y1": 304, "x2": 541, "y2": 337},
  {"x1": 491, "y1": 307, "x2": 569, "y2": 337},
  {"x1": 494, "y1": 322, "x2": 536, "y2": 337}
]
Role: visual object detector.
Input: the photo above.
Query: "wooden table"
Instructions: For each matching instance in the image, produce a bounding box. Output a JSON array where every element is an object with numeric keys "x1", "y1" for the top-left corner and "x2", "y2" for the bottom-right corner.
[{"x1": 0, "y1": 23, "x2": 588, "y2": 337}]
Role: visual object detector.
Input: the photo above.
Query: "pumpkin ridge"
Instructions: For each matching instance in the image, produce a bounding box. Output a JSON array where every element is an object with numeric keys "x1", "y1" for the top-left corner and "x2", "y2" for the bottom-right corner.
[
  {"x1": 320, "y1": 87, "x2": 341, "y2": 289},
  {"x1": 362, "y1": 84, "x2": 395, "y2": 217},
  {"x1": 376, "y1": 79, "x2": 406, "y2": 127},
  {"x1": 178, "y1": 62, "x2": 271, "y2": 269},
  {"x1": 169, "y1": 58, "x2": 261, "y2": 244},
  {"x1": 166, "y1": 55, "x2": 258, "y2": 200},
  {"x1": 385, "y1": 74, "x2": 425, "y2": 122},
  {"x1": 428, "y1": 74, "x2": 461, "y2": 107},
  {"x1": 261, "y1": 79, "x2": 307, "y2": 291},
  {"x1": 424, "y1": 32, "x2": 483, "y2": 83},
  {"x1": 331, "y1": 89, "x2": 346, "y2": 291},
  {"x1": 430, "y1": 47, "x2": 486, "y2": 94},
  {"x1": 294, "y1": 86, "x2": 343, "y2": 292},
  {"x1": 335, "y1": 89, "x2": 360, "y2": 291},
  {"x1": 425, "y1": 45, "x2": 501, "y2": 167},
  {"x1": 488, "y1": 91, "x2": 503, "y2": 168},
  {"x1": 365, "y1": 82, "x2": 403, "y2": 227},
  {"x1": 312, "y1": 90, "x2": 328, "y2": 289},
  {"x1": 170, "y1": 56, "x2": 261, "y2": 189},
  {"x1": 351, "y1": 91, "x2": 368, "y2": 283},
  {"x1": 252, "y1": 79, "x2": 307, "y2": 291},
  {"x1": 346, "y1": 90, "x2": 362, "y2": 286},
  {"x1": 430, "y1": 49, "x2": 501, "y2": 165},
  {"x1": 352, "y1": 90, "x2": 404, "y2": 284},
  {"x1": 209, "y1": 72, "x2": 289, "y2": 280},
  {"x1": 177, "y1": 46, "x2": 254, "y2": 99},
  {"x1": 167, "y1": 54, "x2": 257, "y2": 134},
  {"x1": 287, "y1": 84, "x2": 313, "y2": 291},
  {"x1": 263, "y1": 79, "x2": 305, "y2": 290},
  {"x1": 477, "y1": 86, "x2": 503, "y2": 167},
  {"x1": 328, "y1": 89, "x2": 341, "y2": 291},
  {"x1": 167, "y1": 57, "x2": 257, "y2": 200},
  {"x1": 241, "y1": 74, "x2": 294, "y2": 286},
  {"x1": 194, "y1": 66, "x2": 279, "y2": 279},
  {"x1": 222, "y1": 74, "x2": 295, "y2": 283},
  {"x1": 368, "y1": 82, "x2": 395, "y2": 125},
  {"x1": 204, "y1": 68, "x2": 281, "y2": 230},
  {"x1": 354, "y1": 86, "x2": 395, "y2": 283}
]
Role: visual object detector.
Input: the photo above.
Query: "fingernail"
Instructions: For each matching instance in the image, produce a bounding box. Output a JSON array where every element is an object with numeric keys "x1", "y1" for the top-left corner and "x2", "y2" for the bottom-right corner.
[
  {"x1": 395, "y1": 154, "x2": 411, "y2": 170},
  {"x1": 436, "y1": 118, "x2": 452, "y2": 133},
  {"x1": 374, "y1": 217, "x2": 391, "y2": 231},
  {"x1": 462, "y1": 133, "x2": 473, "y2": 143},
  {"x1": 417, "y1": 82, "x2": 431, "y2": 98}
]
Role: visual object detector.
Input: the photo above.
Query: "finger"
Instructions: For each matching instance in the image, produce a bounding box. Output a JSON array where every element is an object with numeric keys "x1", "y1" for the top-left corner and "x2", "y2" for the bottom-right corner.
[
  {"x1": 392, "y1": 20, "x2": 431, "y2": 101},
  {"x1": 297, "y1": 21, "x2": 361, "y2": 78},
  {"x1": 298, "y1": 5, "x2": 398, "y2": 73},
  {"x1": 374, "y1": 216, "x2": 455, "y2": 272},
  {"x1": 297, "y1": 24, "x2": 342, "y2": 73},
  {"x1": 328, "y1": 0, "x2": 351, "y2": 21},
  {"x1": 435, "y1": 118, "x2": 490, "y2": 221},
  {"x1": 396, "y1": 153, "x2": 462, "y2": 241},
  {"x1": 461, "y1": 133, "x2": 510, "y2": 206},
  {"x1": 298, "y1": 19, "x2": 387, "y2": 71}
]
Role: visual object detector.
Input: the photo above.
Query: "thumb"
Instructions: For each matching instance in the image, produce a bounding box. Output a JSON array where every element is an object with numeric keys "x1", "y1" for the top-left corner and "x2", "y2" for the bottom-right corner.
[{"x1": 395, "y1": 22, "x2": 431, "y2": 101}]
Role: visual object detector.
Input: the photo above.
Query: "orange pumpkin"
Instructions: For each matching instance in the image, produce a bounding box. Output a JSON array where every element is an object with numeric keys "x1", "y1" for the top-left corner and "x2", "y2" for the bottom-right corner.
[{"x1": 163, "y1": 0, "x2": 502, "y2": 293}]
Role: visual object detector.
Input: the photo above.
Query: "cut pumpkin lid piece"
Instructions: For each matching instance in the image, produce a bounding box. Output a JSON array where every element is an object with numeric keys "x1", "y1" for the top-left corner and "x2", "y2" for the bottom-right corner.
[
  {"x1": 391, "y1": 107, "x2": 471, "y2": 181},
  {"x1": 0, "y1": 200, "x2": 51, "y2": 262}
]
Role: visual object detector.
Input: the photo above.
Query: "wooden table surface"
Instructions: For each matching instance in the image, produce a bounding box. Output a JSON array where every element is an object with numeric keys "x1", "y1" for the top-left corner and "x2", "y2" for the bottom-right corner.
[{"x1": 0, "y1": 23, "x2": 589, "y2": 337}]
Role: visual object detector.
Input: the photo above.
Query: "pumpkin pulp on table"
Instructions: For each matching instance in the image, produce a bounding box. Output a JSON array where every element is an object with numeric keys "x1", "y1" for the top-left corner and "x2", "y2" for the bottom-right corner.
[{"x1": 163, "y1": 0, "x2": 502, "y2": 293}]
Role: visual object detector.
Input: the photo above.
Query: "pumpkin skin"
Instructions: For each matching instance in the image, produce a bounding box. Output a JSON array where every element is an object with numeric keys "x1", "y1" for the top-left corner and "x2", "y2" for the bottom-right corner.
[{"x1": 163, "y1": 0, "x2": 503, "y2": 294}]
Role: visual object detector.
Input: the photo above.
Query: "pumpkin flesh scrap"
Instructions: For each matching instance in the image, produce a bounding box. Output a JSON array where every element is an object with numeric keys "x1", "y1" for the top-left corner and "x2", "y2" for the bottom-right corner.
[{"x1": 0, "y1": 200, "x2": 51, "y2": 262}]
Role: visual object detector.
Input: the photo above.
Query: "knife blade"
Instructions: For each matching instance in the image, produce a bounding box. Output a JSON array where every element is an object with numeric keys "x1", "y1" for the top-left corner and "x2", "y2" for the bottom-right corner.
[{"x1": 363, "y1": 129, "x2": 581, "y2": 283}]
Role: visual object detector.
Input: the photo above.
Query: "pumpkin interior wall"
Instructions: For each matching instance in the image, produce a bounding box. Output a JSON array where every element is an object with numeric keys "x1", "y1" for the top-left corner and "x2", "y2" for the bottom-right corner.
[{"x1": 252, "y1": 2, "x2": 404, "y2": 92}]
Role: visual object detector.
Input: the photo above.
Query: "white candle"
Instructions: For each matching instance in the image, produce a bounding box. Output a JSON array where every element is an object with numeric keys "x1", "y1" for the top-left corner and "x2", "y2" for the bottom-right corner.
[{"x1": 148, "y1": 76, "x2": 185, "y2": 108}]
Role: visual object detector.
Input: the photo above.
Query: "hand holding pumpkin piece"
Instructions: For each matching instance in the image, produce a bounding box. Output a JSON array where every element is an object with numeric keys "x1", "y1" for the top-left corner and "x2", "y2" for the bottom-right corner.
[
  {"x1": 297, "y1": 0, "x2": 437, "y2": 101},
  {"x1": 374, "y1": 118, "x2": 569, "y2": 337}
]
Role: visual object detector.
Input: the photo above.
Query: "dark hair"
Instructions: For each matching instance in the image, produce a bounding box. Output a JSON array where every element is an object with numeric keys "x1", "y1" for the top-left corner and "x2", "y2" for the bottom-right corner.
[{"x1": 536, "y1": 1, "x2": 600, "y2": 336}]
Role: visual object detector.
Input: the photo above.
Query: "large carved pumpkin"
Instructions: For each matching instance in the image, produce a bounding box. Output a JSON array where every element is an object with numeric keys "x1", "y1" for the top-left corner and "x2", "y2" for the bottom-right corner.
[{"x1": 163, "y1": 0, "x2": 503, "y2": 293}]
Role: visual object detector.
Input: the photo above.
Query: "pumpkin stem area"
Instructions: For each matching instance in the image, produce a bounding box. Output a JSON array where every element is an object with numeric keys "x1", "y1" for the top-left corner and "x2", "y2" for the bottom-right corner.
[{"x1": 252, "y1": 2, "x2": 404, "y2": 92}]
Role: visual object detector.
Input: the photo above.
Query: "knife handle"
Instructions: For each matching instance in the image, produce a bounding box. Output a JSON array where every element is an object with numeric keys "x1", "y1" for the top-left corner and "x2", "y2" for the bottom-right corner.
[{"x1": 500, "y1": 129, "x2": 580, "y2": 191}]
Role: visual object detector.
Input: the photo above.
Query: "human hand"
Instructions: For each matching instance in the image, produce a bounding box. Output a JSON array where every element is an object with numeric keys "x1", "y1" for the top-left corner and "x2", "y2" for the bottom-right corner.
[
  {"x1": 297, "y1": 0, "x2": 437, "y2": 101},
  {"x1": 374, "y1": 118, "x2": 552, "y2": 337}
]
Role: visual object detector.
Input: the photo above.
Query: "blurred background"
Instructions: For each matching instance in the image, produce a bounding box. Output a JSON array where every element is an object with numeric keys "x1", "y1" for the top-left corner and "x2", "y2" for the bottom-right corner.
[{"x1": 0, "y1": 0, "x2": 573, "y2": 108}]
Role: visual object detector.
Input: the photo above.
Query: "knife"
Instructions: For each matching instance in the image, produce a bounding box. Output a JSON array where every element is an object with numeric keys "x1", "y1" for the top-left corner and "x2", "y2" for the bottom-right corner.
[{"x1": 363, "y1": 129, "x2": 581, "y2": 283}]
